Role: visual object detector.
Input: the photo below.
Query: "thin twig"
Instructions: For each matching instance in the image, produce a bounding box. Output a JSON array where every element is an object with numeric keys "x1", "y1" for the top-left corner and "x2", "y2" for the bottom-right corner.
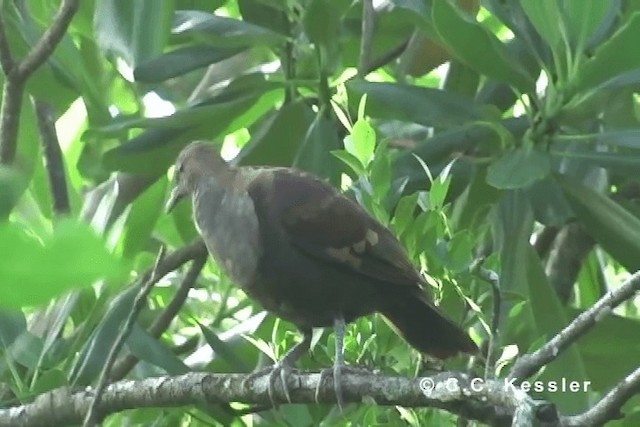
[
  {"x1": 363, "y1": 40, "x2": 409, "y2": 76},
  {"x1": 83, "y1": 247, "x2": 167, "y2": 427},
  {"x1": 108, "y1": 253, "x2": 208, "y2": 381},
  {"x1": 509, "y1": 270, "x2": 640, "y2": 380},
  {"x1": 561, "y1": 365, "x2": 640, "y2": 427},
  {"x1": 472, "y1": 261, "x2": 501, "y2": 380},
  {"x1": 34, "y1": 100, "x2": 70, "y2": 215}
]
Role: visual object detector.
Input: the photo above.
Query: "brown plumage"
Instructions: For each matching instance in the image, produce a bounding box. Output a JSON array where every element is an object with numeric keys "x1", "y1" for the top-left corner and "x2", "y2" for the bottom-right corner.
[{"x1": 166, "y1": 141, "x2": 477, "y2": 407}]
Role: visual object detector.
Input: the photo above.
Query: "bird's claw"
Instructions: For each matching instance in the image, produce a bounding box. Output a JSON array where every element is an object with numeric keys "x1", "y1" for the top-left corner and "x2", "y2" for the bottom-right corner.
[
  {"x1": 244, "y1": 363, "x2": 295, "y2": 409},
  {"x1": 315, "y1": 364, "x2": 371, "y2": 411},
  {"x1": 268, "y1": 362, "x2": 294, "y2": 406}
]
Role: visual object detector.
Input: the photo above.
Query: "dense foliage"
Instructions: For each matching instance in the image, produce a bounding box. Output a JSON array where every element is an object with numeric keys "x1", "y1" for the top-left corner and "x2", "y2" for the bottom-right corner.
[{"x1": 1, "y1": 0, "x2": 639, "y2": 426}]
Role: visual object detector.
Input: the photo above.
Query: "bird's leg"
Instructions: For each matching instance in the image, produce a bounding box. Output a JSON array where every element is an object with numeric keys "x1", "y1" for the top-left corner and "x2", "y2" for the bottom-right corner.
[
  {"x1": 244, "y1": 328, "x2": 312, "y2": 408},
  {"x1": 268, "y1": 328, "x2": 312, "y2": 405},
  {"x1": 315, "y1": 316, "x2": 347, "y2": 410}
]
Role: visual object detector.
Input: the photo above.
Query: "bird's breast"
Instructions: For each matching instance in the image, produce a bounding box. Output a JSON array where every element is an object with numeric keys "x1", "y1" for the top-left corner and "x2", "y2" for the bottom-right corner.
[{"x1": 193, "y1": 184, "x2": 262, "y2": 288}]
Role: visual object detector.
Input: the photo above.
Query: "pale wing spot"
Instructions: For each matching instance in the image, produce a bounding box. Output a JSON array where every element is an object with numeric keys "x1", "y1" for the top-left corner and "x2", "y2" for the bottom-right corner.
[
  {"x1": 366, "y1": 229, "x2": 379, "y2": 246},
  {"x1": 352, "y1": 239, "x2": 366, "y2": 254},
  {"x1": 326, "y1": 247, "x2": 362, "y2": 269}
]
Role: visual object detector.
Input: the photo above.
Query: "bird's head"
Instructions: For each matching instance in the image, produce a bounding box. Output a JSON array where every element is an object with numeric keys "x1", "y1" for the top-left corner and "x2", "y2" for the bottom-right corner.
[{"x1": 165, "y1": 141, "x2": 229, "y2": 212}]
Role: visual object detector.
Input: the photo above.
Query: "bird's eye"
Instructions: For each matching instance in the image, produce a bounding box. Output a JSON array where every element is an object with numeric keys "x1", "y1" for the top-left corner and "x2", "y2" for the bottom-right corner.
[{"x1": 177, "y1": 163, "x2": 184, "y2": 176}]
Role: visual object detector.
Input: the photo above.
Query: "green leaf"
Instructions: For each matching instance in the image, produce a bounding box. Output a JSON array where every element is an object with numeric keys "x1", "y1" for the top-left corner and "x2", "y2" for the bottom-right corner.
[
  {"x1": 0, "y1": 220, "x2": 124, "y2": 309},
  {"x1": 173, "y1": 10, "x2": 285, "y2": 47},
  {"x1": 526, "y1": 176, "x2": 573, "y2": 226},
  {"x1": 493, "y1": 190, "x2": 534, "y2": 344},
  {"x1": 293, "y1": 113, "x2": 342, "y2": 184},
  {"x1": 117, "y1": 177, "x2": 168, "y2": 260},
  {"x1": 550, "y1": 149, "x2": 640, "y2": 178},
  {"x1": 0, "y1": 166, "x2": 28, "y2": 220},
  {"x1": 525, "y1": 247, "x2": 588, "y2": 413},
  {"x1": 94, "y1": 0, "x2": 174, "y2": 67},
  {"x1": 345, "y1": 119, "x2": 376, "y2": 167},
  {"x1": 303, "y1": 0, "x2": 341, "y2": 50},
  {"x1": 429, "y1": 162, "x2": 453, "y2": 210},
  {"x1": 127, "y1": 325, "x2": 189, "y2": 374},
  {"x1": 573, "y1": 13, "x2": 640, "y2": 93},
  {"x1": 487, "y1": 145, "x2": 551, "y2": 189},
  {"x1": 520, "y1": 0, "x2": 564, "y2": 52},
  {"x1": 558, "y1": 175, "x2": 640, "y2": 271},
  {"x1": 102, "y1": 88, "x2": 281, "y2": 174},
  {"x1": 597, "y1": 129, "x2": 640, "y2": 148},
  {"x1": 433, "y1": 0, "x2": 534, "y2": 93},
  {"x1": 0, "y1": 310, "x2": 27, "y2": 348},
  {"x1": 394, "y1": 118, "x2": 529, "y2": 192},
  {"x1": 238, "y1": 101, "x2": 315, "y2": 166},
  {"x1": 134, "y1": 45, "x2": 247, "y2": 83},
  {"x1": 346, "y1": 81, "x2": 486, "y2": 127},
  {"x1": 197, "y1": 322, "x2": 249, "y2": 372},
  {"x1": 71, "y1": 287, "x2": 137, "y2": 385},
  {"x1": 563, "y1": 0, "x2": 613, "y2": 49},
  {"x1": 331, "y1": 150, "x2": 365, "y2": 177}
]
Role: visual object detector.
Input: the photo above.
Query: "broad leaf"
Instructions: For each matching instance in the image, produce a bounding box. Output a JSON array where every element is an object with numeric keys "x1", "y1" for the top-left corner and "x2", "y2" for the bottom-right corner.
[{"x1": 0, "y1": 220, "x2": 124, "y2": 309}]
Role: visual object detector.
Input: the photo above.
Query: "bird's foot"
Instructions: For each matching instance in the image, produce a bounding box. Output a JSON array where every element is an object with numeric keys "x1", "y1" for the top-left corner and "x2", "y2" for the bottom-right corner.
[
  {"x1": 314, "y1": 364, "x2": 372, "y2": 411},
  {"x1": 243, "y1": 362, "x2": 297, "y2": 408}
]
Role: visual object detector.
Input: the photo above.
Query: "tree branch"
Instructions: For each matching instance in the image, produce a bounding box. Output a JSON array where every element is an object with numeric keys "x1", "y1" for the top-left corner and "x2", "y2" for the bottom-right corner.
[
  {"x1": 83, "y1": 247, "x2": 167, "y2": 427},
  {"x1": 34, "y1": 100, "x2": 70, "y2": 216},
  {"x1": 15, "y1": 0, "x2": 79, "y2": 80},
  {"x1": 0, "y1": 13, "x2": 15, "y2": 74},
  {"x1": 108, "y1": 253, "x2": 208, "y2": 381},
  {"x1": 0, "y1": 79, "x2": 24, "y2": 164},
  {"x1": 561, "y1": 365, "x2": 640, "y2": 427},
  {"x1": 357, "y1": 0, "x2": 375, "y2": 77},
  {"x1": 509, "y1": 270, "x2": 640, "y2": 380},
  {"x1": 0, "y1": 0, "x2": 79, "y2": 165},
  {"x1": 0, "y1": 371, "x2": 555, "y2": 427},
  {"x1": 545, "y1": 223, "x2": 594, "y2": 304}
]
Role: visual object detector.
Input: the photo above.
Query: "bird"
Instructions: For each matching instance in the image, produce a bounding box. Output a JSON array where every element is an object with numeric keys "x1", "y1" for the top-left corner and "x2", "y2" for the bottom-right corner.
[{"x1": 165, "y1": 141, "x2": 477, "y2": 409}]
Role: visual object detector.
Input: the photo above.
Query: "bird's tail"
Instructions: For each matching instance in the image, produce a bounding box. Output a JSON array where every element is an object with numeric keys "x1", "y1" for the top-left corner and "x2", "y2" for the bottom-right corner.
[{"x1": 379, "y1": 292, "x2": 477, "y2": 359}]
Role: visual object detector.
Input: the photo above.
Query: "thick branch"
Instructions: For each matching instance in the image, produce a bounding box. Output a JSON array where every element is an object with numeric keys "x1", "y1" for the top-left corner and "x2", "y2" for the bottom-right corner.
[
  {"x1": 34, "y1": 100, "x2": 70, "y2": 215},
  {"x1": 509, "y1": 270, "x2": 640, "y2": 380},
  {"x1": 0, "y1": 372, "x2": 547, "y2": 427}
]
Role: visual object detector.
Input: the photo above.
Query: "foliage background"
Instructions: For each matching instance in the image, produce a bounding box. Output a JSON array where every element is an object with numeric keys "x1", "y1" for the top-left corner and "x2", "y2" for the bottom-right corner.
[{"x1": 1, "y1": 0, "x2": 639, "y2": 425}]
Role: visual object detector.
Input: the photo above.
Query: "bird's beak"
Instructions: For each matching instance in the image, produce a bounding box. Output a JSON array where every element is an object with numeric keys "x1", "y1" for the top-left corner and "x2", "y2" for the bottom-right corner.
[{"x1": 165, "y1": 186, "x2": 185, "y2": 213}]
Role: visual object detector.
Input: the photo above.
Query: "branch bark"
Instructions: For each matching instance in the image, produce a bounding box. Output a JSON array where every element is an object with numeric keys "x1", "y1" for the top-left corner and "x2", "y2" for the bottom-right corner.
[
  {"x1": 545, "y1": 223, "x2": 594, "y2": 304},
  {"x1": 0, "y1": 0, "x2": 79, "y2": 165},
  {"x1": 0, "y1": 372, "x2": 537, "y2": 427},
  {"x1": 34, "y1": 100, "x2": 70, "y2": 216},
  {"x1": 509, "y1": 270, "x2": 640, "y2": 380}
]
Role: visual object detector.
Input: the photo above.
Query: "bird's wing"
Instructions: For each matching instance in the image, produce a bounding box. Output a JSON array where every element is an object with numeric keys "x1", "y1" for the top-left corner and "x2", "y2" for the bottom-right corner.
[{"x1": 248, "y1": 168, "x2": 423, "y2": 287}]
